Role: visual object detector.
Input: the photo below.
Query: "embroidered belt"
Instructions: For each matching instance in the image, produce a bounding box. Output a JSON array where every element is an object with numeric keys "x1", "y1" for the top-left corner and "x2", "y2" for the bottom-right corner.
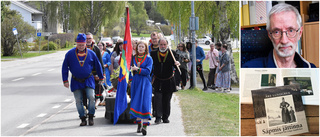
[
  {"x1": 154, "y1": 74, "x2": 174, "y2": 81},
  {"x1": 72, "y1": 73, "x2": 93, "y2": 83}
]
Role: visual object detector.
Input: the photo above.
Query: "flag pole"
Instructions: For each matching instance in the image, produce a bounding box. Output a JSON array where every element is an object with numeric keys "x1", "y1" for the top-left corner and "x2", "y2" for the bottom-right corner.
[{"x1": 168, "y1": 46, "x2": 181, "y2": 74}]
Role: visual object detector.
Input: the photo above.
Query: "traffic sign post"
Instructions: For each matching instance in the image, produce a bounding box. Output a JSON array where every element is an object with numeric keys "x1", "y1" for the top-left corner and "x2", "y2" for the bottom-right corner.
[
  {"x1": 13, "y1": 28, "x2": 23, "y2": 58},
  {"x1": 37, "y1": 32, "x2": 41, "y2": 54}
]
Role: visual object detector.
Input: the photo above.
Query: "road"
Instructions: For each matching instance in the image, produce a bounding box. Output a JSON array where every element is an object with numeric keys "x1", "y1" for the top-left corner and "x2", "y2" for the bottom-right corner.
[{"x1": 1, "y1": 50, "x2": 185, "y2": 136}]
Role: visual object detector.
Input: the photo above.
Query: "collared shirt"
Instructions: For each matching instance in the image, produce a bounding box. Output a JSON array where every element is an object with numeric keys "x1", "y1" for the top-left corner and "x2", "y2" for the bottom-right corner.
[
  {"x1": 242, "y1": 50, "x2": 316, "y2": 68},
  {"x1": 205, "y1": 49, "x2": 219, "y2": 69}
]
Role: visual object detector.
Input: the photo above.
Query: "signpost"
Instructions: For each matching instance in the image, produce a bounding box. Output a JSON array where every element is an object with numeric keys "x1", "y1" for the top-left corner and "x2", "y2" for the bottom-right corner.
[
  {"x1": 37, "y1": 32, "x2": 41, "y2": 54},
  {"x1": 190, "y1": 1, "x2": 199, "y2": 88},
  {"x1": 13, "y1": 28, "x2": 23, "y2": 58}
]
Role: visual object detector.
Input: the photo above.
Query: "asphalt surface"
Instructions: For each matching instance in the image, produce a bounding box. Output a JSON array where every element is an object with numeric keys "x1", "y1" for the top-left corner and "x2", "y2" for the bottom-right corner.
[{"x1": 1, "y1": 50, "x2": 185, "y2": 136}]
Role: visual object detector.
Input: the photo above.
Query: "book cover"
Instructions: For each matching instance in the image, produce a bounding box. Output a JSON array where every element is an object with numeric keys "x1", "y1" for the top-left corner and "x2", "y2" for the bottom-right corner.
[{"x1": 251, "y1": 84, "x2": 309, "y2": 136}]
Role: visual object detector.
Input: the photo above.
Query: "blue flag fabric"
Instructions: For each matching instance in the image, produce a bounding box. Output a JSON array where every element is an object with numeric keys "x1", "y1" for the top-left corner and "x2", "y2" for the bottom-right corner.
[{"x1": 113, "y1": 7, "x2": 132, "y2": 125}]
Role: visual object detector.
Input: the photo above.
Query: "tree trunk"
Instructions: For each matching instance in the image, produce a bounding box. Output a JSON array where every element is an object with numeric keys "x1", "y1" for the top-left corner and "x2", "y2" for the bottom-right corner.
[{"x1": 218, "y1": 1, "x2": 239, "y2": 84}]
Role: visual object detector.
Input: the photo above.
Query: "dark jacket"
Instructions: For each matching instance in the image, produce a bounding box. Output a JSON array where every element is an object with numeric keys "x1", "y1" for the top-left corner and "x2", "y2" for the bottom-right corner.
[
  {"x1": 88, "y1": 43, "x2": 105, "y2": 74},
  {"x1": 242, "y1": 50, "x2": 316, "y2": 68}
]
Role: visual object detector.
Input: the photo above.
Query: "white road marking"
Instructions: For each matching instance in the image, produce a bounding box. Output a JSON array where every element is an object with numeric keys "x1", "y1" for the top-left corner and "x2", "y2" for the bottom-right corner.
[
  {"x1": 17, "y1": 123, "x2": 29, "y2": 128},
  {"x1": 64, "y1": 99, "x2": 72, "y2": 102},
  {"x1": 47, "y1": 69, "x2": 55, "y2": 72},
  {"x1": 20, "y1": 101, "x2": 75, "y2": 136},
  {"x1": 52, "y1": 105, "x2": 61, "y2": 109},
  {"x1": 12, "y1": 77, "x2": 24, "y2": 82},
  {"x1": 32, "y1": 73, "x2": 42, "y2": 76},
  {"x1": 37, "y1": 113, "x2": 47, "y2": 117}
]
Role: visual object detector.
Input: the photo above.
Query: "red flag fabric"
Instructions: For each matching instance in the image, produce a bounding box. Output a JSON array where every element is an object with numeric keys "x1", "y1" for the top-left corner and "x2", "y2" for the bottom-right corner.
[{"x1": 113, "y1": 7, "x2": 132, "y2": 125}]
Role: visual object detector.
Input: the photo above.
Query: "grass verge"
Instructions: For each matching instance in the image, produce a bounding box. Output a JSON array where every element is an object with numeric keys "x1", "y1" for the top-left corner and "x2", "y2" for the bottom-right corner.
[
  {"x1": 1, "y1": 46, "x2": 74, "y2": 61},
  {"x1": 175, "y1": 88, "x2": 239, "y2": 136},
  {"x1": 131, "y1": 33, "x2": 150, "y2": 38}
]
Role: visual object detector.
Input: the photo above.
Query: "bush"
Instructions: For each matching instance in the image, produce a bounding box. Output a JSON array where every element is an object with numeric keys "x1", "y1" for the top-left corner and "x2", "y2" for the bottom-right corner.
[
  {"x1": 42, "y1": 41, "x2": 58, "y2": 51},
  {"x1": 64, "y1": 41, "x2": 74, "y2": 48},
  {"x1": 48, "y1": 33, "x2": 74, "y2": 48},
  {"x1": 160, "y1": 25, "x2": 172, "y2": 35}
]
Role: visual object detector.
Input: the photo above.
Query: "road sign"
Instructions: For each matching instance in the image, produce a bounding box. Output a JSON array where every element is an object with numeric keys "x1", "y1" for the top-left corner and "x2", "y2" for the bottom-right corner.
[
  {"x1": 13, "y1": 28, "x2": 18, "y2": 35},
  {"x1": 37, "y1": 32, "x2": 41, "y2": 37}
]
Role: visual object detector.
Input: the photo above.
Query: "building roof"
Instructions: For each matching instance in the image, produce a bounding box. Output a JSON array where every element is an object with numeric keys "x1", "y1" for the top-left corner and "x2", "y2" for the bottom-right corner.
[{"x1": 11, "y1": 1, "x2": 43, "y2": 15}]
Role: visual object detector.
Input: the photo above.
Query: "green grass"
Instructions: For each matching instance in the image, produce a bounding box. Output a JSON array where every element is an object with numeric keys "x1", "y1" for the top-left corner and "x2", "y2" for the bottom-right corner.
[
  {"x1": 202, "y1": 52, "x2": 239, "y2": 78},
  {"x1": 131, "y1": 33, "x2": 150, "y2": 38},
  {"x1": 175, "y1": 88, "x2": 239, "y2": 136},
  {"x1": 1, "y1": 46, "x2": 75, "y2": 61},
  {"x1": 2, "y1": 51, "x2": 55, "y2": 60}
]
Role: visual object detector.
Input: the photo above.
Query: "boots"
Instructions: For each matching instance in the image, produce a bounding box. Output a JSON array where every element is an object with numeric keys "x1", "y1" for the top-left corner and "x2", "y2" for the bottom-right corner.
[
  {"x1": 80, "y1": 116, "x2": 87, "y2": 126},
  {"x1": 142, "y1": 122, "x2": 150, "y2": 136},
  {"x1": 134, "y1": 120, "x2": 142, "y2": 133},
  {"x1": 88, "y1": 114, "x2": 94, "y2": 126}
]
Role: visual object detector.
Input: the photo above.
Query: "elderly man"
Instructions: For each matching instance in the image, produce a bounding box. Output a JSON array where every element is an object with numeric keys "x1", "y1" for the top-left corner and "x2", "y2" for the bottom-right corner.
[
  {"x1": 243, "y1": 3, "x2": 316, "y2": 68},
  {"x1": 62, "y1": 33, "x2": 104, "y2": 126},
  {"x1": 150, "y1": 38, "x2": 180, "y2": 124}
]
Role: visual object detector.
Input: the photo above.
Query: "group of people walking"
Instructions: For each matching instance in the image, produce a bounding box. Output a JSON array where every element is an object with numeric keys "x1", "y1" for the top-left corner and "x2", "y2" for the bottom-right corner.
[
  {"x1": 61, "y1": 31, "x2": 232, "y2": 135},
  {"x1": 174, "y1": 40, "x2": 232, "y2": 92}
]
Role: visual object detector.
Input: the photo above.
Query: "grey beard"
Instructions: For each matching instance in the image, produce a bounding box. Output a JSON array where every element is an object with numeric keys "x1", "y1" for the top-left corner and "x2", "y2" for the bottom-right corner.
[{"x1": 159, "y1": 48, "x2": 168, "y2": 53}]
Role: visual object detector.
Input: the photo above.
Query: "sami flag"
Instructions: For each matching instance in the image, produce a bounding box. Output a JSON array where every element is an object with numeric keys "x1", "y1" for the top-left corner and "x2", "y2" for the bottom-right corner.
[{"x1": 113, "y1": 7, "x2": 132, "y2": 125}]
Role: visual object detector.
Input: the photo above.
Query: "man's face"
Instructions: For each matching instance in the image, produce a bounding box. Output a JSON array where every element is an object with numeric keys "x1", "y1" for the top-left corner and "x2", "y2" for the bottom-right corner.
[
  {"x1": 76, "y1": 43, "x2": 86, "y2": 51},
  {"x1": 86, "y1": 35, "x2": 93, "y2": 45},
  {"x1": 159, "y1": 40, "x2": 168, "y2": 52},
  {"x1": 210, "y1": 44, "x2": 215, "y2": 51},
  {"x1": 151, "y1": 34, "x2": 159, "y2": 46},
  {"x1": 268, "y1": 11, "x2": 303, "y2": 58}
]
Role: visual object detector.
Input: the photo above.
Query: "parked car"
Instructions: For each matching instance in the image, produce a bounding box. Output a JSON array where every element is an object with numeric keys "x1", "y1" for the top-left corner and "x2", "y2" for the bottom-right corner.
[
  {"x1": 112, "y1": 36, "x2": 121, "y2": 43},
  {"x1": 197, "y1": 36, "x2": 212, "y2": 45},
  {"x1": 101, "y1": 37, "x2": 113, "y2": 48}
]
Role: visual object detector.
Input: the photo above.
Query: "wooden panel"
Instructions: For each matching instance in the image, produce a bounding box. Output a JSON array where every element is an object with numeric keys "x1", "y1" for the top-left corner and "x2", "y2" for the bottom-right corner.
[
  {"x1": 241, "y1": 104, "x2": 254, "y2": 118},
  {"x1": 303, "y1": 23, "x2": 319, "y2": 67},
  {"x1": 241, "y1": 119, "x2": 257, "y2": 136},
  {"x1": 241, "y1": 104, "x2": 319, "y2": 136},
  {"x1": 300, "y1": 1, "x2": 312, "y2": 16},
  {"x1": 241, "y1": 23, "x2": 266, "y2": 29}
]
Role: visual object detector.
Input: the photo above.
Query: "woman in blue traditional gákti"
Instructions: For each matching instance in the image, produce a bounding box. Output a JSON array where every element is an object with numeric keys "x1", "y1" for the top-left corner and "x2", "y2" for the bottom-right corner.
[{"x1": 130, "y1": 41, "x2": 153, "y2": 135}]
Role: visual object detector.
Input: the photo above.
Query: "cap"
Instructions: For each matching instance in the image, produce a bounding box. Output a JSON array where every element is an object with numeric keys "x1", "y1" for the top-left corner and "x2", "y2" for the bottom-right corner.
[{"x1": 76, "y1": 33, "x2": 86, "y2": 43}]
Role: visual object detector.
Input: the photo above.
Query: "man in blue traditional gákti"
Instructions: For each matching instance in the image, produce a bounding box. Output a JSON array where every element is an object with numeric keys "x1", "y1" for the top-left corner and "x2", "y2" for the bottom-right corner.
[{"x1": 62, "y1": 33, "x2": 104, "y2": 126}]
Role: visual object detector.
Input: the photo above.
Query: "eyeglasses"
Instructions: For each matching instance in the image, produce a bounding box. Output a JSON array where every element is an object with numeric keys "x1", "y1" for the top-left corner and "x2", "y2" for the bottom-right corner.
[
  {"x1": 269, "y1": 28, "x2": 300, "y2": 40},
  {"x1": 87, "y1": 38, "x2": 92, "y2": 39}
]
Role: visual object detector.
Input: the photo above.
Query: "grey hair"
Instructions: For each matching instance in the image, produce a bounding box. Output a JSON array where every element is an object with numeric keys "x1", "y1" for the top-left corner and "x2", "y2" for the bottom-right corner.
[
  {"x1": 86, "y1": 32, "x2": 93, "y2": 37},
  {"x1": 266, "y1": 3, "x2": 302, "y2": 30},
  {"x1": 158, "y1": 38, "x2": 168, "y2": 44}
]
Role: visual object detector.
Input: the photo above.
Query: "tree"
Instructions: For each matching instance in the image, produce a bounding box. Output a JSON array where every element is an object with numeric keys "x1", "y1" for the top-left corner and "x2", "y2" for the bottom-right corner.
[
  {"x1": 157, "y1": 1, "x2": 239, "y2": 42},
  {"x1": 1, "y1": 1, "x2": 17, "y2": 23},
  {"x1": 144, "y1": 1, "x2": 165, "y2": 23},
  {"x1": 128, "y1": 1, "x2": 149, "y2": 36},
  {"x1": 30, "y1": 1, "x2": 125, "y2": 34},
  {"x1": 1, "y1": 12, "x2": 35, "y2": 56},
  {"x1": 157, "y1": 1, "x2": 239, "y2": 84},
  {"x1": 74, "y1": 1, "x2": 125, "y2": 35}
]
